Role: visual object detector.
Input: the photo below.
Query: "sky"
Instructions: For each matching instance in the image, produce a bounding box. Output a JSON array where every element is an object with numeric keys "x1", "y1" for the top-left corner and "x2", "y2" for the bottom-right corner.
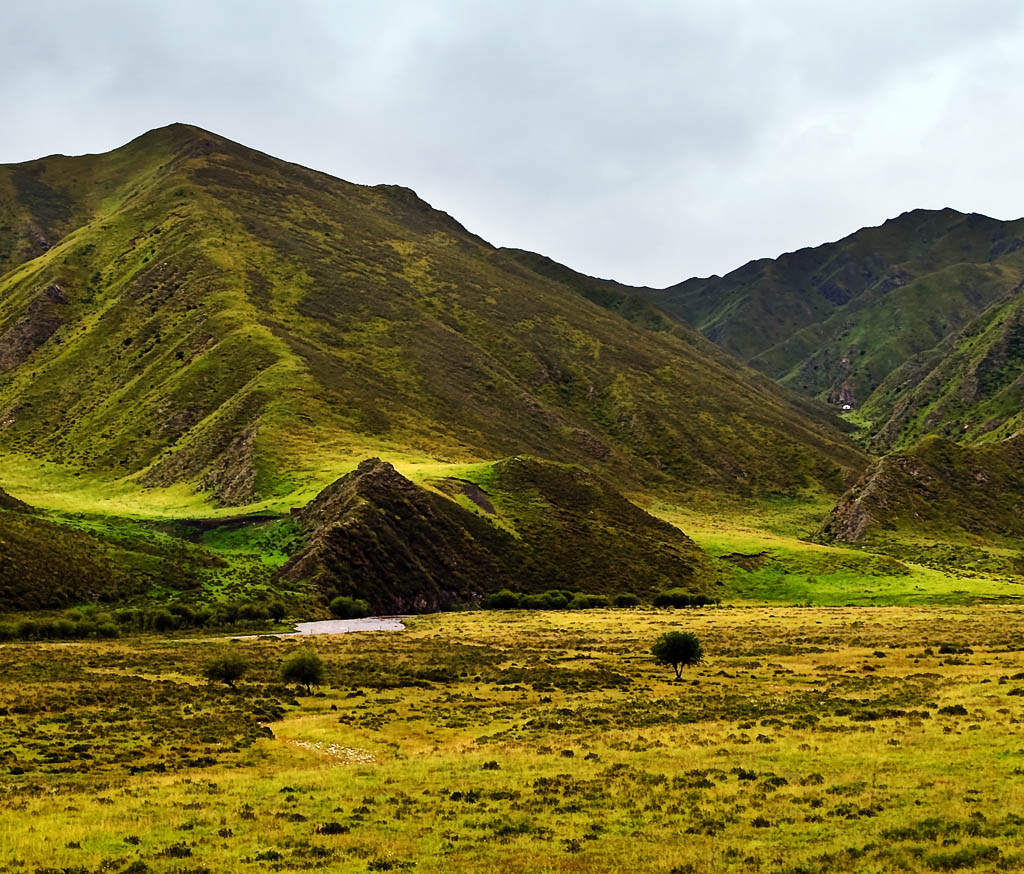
[{"x1": 4, "y1": 0, "x2": 1024, "y2": 287}]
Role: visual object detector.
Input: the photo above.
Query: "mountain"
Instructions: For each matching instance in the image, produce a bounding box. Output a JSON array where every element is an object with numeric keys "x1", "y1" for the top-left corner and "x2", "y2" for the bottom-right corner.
[
  {"x1": 635, "y1": 208, "x2": 1024, "y2": 450},
  {"x1": 819, "y1": 435, "x2": 1024, "y2": 572},
  {"x1": 282, "y1": 456, "x2": 719, "y2": 612},
  {"x1": 0, "y1": 123, "x2": 864, "y2": 508},
  {"x1": 859, "y1": 292, "x2": 1024, "y2": 450}
]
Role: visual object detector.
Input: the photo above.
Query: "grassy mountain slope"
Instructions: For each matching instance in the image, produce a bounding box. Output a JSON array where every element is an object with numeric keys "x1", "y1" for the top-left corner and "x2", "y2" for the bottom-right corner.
[
  {"x1": 860, "y1": 292, "x2": 1024, "y2": 450},
  {"x1": 636, "y1": 209, "x2": 1024, "y2": 448},
  {"x1": 819, "y1": 435, "x2": 1024, "y2": 574},
  {"x1": 282, "y1": 456, "x2": 719, "y2": 612},
  {"x1": 0, "y1": 124, "x2": 864, "y2": 510}
]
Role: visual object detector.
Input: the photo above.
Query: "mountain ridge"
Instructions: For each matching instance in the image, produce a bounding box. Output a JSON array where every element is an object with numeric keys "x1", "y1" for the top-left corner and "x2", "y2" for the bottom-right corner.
[{"x1": 0, "y1": 123, "x2": 865, "y2": 511}]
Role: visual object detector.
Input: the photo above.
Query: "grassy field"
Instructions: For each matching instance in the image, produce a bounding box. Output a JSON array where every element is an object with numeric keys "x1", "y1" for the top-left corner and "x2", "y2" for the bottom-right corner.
[{"x1": 4, "y1": 607, "x2": 1024, "y2": 873}]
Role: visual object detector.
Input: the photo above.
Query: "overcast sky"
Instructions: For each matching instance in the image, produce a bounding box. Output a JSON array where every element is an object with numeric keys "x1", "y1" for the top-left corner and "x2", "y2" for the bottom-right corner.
[{"x1": 4, "y1": 1, "x2": 1024, "y2": 286}]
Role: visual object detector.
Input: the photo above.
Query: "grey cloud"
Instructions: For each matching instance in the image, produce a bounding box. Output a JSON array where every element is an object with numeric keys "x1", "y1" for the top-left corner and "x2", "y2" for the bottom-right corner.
[{"x1": 3, "y1": 0, "x2": 1024, "y2": 285}]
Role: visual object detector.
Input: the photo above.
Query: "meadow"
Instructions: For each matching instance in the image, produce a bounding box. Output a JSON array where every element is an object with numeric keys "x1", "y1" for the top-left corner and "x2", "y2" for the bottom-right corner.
[{"x1": 4, "y1": 606, "x2": 1024, "y2": 873}]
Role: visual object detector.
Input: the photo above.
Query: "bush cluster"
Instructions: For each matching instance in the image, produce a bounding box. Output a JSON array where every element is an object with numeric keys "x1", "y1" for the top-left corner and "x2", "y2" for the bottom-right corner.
[
  {"x1": 481, "y1": 590, "x2": 627, "y2": 610},
  {"x1": 480, "y1": 588, "x2": 713, "y2": 611},
  {"x1": 116, "y1": 599, "x2": 288, "y2": 633},
  {"x1": 652, "y1": 589, "x2": 719, "y2": 608},
  {"x1": 1, "y1": 599, "x2": 290, "y2": 641},
  {"x1": 0, "y1": 608, "x2": 121, "y2": 641}
]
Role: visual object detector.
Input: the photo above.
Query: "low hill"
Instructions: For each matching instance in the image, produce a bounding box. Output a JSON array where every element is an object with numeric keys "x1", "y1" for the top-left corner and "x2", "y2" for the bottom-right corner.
[
  {"x1": 282, "y1": 456, "x2": 719, "y2": 612},
  {"x1": 0, "y1": 123, "x2": 864, "y2": 510},
  {"x1": 0, "y1": 504, "x2": 224, "y2": 612}
]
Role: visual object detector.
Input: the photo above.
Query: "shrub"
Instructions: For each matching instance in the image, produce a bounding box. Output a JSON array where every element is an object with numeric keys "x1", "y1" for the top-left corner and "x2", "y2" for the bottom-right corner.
[
  {"x1": 614, "y1": 593, "x2": 642, "y2": 608},
  {"x1": 568, "y1": 593, "x2": 609, "y2": 610},
  {"x1": 652, "y1": 631, "x2": 704, "y2": 680},
  {"x1": 151, "y1": 610, "x2": 177, "y2": 632},
  {"x1": 482, "y1": 590, "x2": 521, "y2": 609},
  {"x1": 329, "y1": 596, "x2": 371, "y2": 619},
  {"x1": 95, "y1": 622, "x2": 121, "y2": 639},
  {"x1": 653, "y1": 589, "x2": 717, "y2": 608},
  {"x1": 267, "y1": 601, "x2": 287, "y2": 621},
  {"x1": 203, "y1": 652, "x2": 249, "y2": 689},
  {"x1": 282, "y1": 648, "x2": 325, "y2": 694},
  {"x1": 239, "y1": 603, "x2": 270, "y2": 622},
  {"x1": 169, "y1": 604, "x2": 195, "y2": 625}
]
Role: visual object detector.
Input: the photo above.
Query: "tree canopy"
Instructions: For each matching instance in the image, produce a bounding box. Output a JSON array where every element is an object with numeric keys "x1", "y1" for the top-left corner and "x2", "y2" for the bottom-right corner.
[{"x1": 651, "y1": 631, "x2": 703, "y2": 680}]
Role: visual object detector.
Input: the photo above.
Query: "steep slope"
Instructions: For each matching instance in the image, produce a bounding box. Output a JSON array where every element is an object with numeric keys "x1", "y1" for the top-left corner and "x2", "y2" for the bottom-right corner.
[
  {"x1": 638, "y1": 209, "x2": 1024, "y2": 447},
  {"x1": 860, "y1": 292, "x2": 1024, "y2": 449},
  {"x1": 819, "y1": 435, "x2": 1024, "y2": 571},
  {"x1": 0, "y1": 124, "x2": 864, "y2": 507},
  {"x1": 282, "y1": 456, "x2": 718, "y2": 611}
]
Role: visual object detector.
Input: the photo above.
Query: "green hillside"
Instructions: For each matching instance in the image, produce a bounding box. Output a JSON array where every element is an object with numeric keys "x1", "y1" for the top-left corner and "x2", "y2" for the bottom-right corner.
[
  {"x1": 0, "y1": 123, "x2": 864, "y2": 513},
  {"x1": 633, "y1": 208, "x2": 1024, "y2": 449},
  {"x1": 818, "y1": 434, "x2": 1024, "y2": 574}
]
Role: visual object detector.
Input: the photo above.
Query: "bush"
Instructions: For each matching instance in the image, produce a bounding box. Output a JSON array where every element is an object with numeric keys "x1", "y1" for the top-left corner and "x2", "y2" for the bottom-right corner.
[
  {"x1": 281, "y1": 648, "x2": 325, "y2": 694},
  {"x1": 239, "y1": 603, "x2": 270, "y2": 622},
  {"x1": 151, "y1": 610, "x2": 178, "y2": 632},
  {"x1": 521, "y1": 590, "x2": 572, "y2": 610},
  {"x1": 267, "y1": 601, "x2": 287, "y2": 621},
  {"x1": 328, "y1": 596, "x2": 370, "y2": 619},
  {"x1": 95, "y1": 622, "x2": 120, "y2": 639},
  {"x1": 482, "y1": 590, "x2": 521, "y2": 609},
  {"x1": 652, "y1": 630, "x2": 704, "y2": 680},
  {"x1": 568, "y1": 593, "x2": 609, "y2": 610},
  {"x1": 653, "y1": 589, "x2": 717, "y2": 609},
  {"x1": 614, "y1": 593, "x2": 642, "y2": 608},
  {"x1": 203, "y1": 652, "x2": 249, "y2": 690}
]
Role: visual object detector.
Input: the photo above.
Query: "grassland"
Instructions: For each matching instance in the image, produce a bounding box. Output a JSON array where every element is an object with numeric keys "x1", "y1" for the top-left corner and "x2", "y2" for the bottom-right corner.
[{"x1": 4, "y1": 607, "x2": 1024, "y2": 873}]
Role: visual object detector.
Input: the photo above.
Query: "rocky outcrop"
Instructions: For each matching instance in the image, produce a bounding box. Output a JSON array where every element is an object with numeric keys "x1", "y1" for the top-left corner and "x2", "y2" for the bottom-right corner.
[{"x1": 0, "y1": 284, "x2": 67, "y2": 372}]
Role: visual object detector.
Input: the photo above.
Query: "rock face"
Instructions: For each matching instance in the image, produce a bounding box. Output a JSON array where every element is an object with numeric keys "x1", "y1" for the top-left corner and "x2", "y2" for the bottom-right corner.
[
  {"x1": 819, "y1": 434, "x2": 1024, "y2": 545},
  {"x1": 281, "y1": 456, "x2": 719, "y2": 612},
  {"x1": 0, "y1": 284, "x2": 66, "y2": 372}
]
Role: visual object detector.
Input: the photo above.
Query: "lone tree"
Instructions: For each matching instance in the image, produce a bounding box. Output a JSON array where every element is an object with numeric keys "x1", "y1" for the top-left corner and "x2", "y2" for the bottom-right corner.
[
  {"x1": 281, "y1": 648, "x2": 325, "y2": 694},
  {"x1": 203, "y1": 652, "x2": 249, "y2": 690},
  {"x1": 652, "y1": 631, "x2": 703, "y2": 680}
]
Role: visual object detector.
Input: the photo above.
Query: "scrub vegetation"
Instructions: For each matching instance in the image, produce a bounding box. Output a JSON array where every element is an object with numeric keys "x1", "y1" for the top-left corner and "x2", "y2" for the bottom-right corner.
[{"x1": 4, "y1": 607, "x2": 1024, "y2": 874}]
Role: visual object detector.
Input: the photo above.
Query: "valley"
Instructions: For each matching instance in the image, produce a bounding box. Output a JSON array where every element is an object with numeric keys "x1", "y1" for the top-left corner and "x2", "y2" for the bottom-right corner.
[{"x1": 0, "y1": 125, "x2": 1022, "y2": 874}]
